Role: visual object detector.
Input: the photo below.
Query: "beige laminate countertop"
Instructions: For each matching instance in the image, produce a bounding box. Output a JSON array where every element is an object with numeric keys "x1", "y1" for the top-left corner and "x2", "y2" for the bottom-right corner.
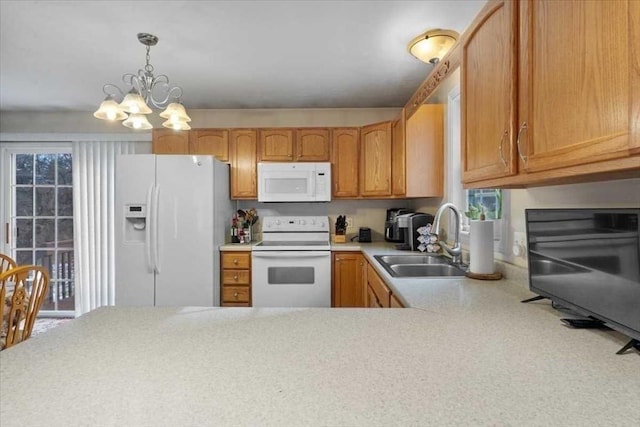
[{"x1": 2, "y1": 244, "x2": 638, "y2": 426}]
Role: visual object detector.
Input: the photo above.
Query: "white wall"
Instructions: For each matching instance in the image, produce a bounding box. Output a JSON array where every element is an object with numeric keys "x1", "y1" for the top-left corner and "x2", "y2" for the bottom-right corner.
[
  {"x1": 507, "y1": 178, "x2": 640, "y2": 266},
  {"x1": 0, "y1": 108, "x2": 401, "y2": 134}
]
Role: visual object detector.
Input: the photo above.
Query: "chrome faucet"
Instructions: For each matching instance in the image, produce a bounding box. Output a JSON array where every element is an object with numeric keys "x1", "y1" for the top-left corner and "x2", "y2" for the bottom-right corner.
[{"x1": 432, "y1": 202, "x2": 463, "y2": 265}]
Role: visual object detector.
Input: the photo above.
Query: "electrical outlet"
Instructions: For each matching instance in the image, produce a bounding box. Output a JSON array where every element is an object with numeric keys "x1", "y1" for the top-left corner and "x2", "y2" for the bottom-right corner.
[
  {"x1": 513, "y1": 231, "x2": 527, "y2": 258},
  {"x1": 345, "y1": 217, "x2": 354, "y2": 230}
]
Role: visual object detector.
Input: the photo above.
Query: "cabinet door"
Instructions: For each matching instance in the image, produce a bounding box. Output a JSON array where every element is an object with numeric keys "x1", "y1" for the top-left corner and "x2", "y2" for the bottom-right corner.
[
  {"x1": 366, "y1": 263, "x2": 390, "y2": 308},
  {"x1": 360, "y1": 121, "x2": 392, "y2": 197},
  {"x1": 461, "y1": 0, "x2": 518, "y2": 183},
  {"x1": 518, "y1": 0, "x2": 640, "y2": 173},
  {"x1": 333, "y1": 252, "x2": 365, "y2": 307},
  {"x1": 296, "y1": 128, "x2": 331, "y2": 161},
  {"x1": 229, "y1": 130, "x2": 257, "y2": 199},
  {"x1": 152, "y1": 129, "x2": 190, "y2": 154},
  {"x1": 258, "y1": 129, "x2": 294, "y2": 161},
  {"x1": 190, "y1": 129, "x2": 229, "y2": 161},
  {"x1": 390, "y1": 294, "x2": 404, "y2": 308},
  {"x1": 405, "y1": 104, "x2": 444, "y2": 197},
  {"x1": 391, "y1": 114, "x2": 406, "y2": 197},
  {"x1": 367, "y1": 285, "x2": 382, "y2": 308},
  {"x1": 331, "y1": 128, "x2": 360, "y2": 198}
]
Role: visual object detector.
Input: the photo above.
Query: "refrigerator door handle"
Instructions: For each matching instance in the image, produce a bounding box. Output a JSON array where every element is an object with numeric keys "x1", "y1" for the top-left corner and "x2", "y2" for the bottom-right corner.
[
  {"x1": 145, "y1": 185, "x2": 154, "y2": 273},
  {"x1": 153, "y1": 184, "x2": 161, "y2": 274}
]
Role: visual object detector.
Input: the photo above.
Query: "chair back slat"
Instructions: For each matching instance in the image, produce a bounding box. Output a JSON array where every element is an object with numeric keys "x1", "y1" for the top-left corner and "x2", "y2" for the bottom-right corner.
[
  {"x1": 0, "y1": 253, "x2": 17, "y2": 275},
  {"x1": 0, "y1": 265, "x2": 50, "y2": 350}
]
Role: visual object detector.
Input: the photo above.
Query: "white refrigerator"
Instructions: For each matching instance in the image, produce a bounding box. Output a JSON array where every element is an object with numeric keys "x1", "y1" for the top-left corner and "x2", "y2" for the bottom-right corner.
[{"x1": 115, "y1": 155, "x2": 233, "y2": 307}]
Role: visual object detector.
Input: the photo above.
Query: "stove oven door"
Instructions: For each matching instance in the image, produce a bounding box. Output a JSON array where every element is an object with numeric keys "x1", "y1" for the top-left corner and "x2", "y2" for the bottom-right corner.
[{"x1": 252, "y1": 251, "x2": 331, "y2": 307}]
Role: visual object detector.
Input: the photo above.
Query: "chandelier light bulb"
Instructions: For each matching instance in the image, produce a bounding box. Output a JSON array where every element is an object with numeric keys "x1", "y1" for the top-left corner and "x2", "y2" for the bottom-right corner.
[
  {"x1": 123, "y1": 113, "x2": 153, "y2": 130},
  {"x1": 95, "y1": 33, "x2": 190, "y2": 130},
  {"x1": 93, "y1": 96, "x2": 128, "y2": 121}
]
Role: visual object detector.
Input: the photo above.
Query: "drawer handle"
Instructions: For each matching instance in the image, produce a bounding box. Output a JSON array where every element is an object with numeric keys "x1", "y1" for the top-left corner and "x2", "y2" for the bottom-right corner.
[
  {"x1": 233, "y1": 275, "x2": 239, "y2": 280},
  {"x1": 233, "y1": 292, "x2": 239, "y2": 298},
  {"x1": 233, "y1": 259, "x2": 239, "y2": 264}
]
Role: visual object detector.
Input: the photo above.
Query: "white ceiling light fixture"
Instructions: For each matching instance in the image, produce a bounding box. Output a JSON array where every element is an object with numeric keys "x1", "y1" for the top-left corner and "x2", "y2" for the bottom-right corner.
[
  {"x1": 93, "y1": 33, "x2": 191, "y2": 130},
  {"x1": 407, "y1": 29, "x2": 460, "y2": 65}
]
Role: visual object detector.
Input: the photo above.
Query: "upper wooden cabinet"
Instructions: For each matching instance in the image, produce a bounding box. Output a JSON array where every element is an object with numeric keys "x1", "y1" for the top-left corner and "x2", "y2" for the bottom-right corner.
[
  {"x1": 152, "y1": 129, "x2": 190, "y2": 154},
  {"x1": 190, "y1": 129, "x2": 229, "y2": 161},
  {"x1": 461, "y1": 0, "x2": 517, "y2": 184},
  {"x1": 258, "y1": 129, "x2": 294, "y2": 161},
  {"x1": 404, "y1": 105, "x2": 444, "y2": 197},
  {"x1": 229, "y1": 129, "x2": 257, "y2": 199},
  {"x1": 462, "y1": 0, "x2": 640, "y2": 188},
  {"x1": 153, "y1": 129, "x2": 229, "y2": 162},
  {"x1": 296, "y1": 128, "x2": 331, "y2": 161},
  {"x1": 360, "y1": 121, "x2": 392, "y2": 197},
  {"x1": 331, "y1": 128, "x2": 360, "y2": 198}
]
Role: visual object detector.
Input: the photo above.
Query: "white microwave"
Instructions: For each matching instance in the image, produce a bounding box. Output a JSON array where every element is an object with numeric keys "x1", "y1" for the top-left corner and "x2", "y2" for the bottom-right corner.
[{"x1": 257, "y1": 162, "x2": 331, "y2": 202}]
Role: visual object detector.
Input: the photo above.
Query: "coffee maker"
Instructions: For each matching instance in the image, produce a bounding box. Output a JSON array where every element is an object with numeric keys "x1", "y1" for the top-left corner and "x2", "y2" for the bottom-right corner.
[
  {"x1": 396, "y1": 213, "x2": 435, "y2": 251},
  {"x1": 384, "y1": 208, "x2": 413, "y2": 242}
]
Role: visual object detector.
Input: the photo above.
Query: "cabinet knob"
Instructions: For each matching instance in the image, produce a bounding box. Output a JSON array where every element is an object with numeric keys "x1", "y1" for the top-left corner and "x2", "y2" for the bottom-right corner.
[
  {"x1": 233, "y1": 275, "x2": 238, "y2": 280},
  {"x1": 233, "y1": 259, "x2": 238, "y2": 264},
  {"x1": 233, "y1": 292, "x2": 239, "y2": 298},
  {"x1": 336, "y1": 258, "x2": 340, "y2": 261}
]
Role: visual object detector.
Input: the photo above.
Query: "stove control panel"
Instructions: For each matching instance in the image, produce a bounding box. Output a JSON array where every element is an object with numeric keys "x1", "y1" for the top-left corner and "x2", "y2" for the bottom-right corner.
[{"x1": 262, "y1": 216, "x2": 329, "y2": 232}]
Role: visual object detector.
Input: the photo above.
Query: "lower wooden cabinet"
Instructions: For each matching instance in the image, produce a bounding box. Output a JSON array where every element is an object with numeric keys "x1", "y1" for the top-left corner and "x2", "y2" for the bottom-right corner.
[
  {"x1": 390, "y1": 294, "x2": 405, "y2": 308},
  {"x1": 332, "y1": 252, "x2": 366, "y2": 307},
  {"x1": 366, "y1": 263, "x2": 391, "y2": 308},
  {"x1": 221, "y1": 251, "x2": 251, "y2": 306},
  {"x1": 332, "y1": 252, "x2": 405, "y2": 308}
]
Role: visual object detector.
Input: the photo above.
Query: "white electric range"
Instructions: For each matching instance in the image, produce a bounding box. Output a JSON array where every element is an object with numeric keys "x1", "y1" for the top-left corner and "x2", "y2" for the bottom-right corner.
[{"x1": 252, "y1": 216, "x2": 331, "y2": 307}]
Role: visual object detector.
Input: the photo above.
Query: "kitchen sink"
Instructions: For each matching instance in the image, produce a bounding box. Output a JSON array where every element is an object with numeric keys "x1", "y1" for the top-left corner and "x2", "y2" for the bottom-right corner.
[{"x1": 373, "y1": 254, "x2": 466, "y2": 278}]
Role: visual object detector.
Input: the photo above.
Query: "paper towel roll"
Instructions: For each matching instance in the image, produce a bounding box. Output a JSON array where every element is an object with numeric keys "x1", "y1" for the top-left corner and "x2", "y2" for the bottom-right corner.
[{"x1": 470, "y1": 220, "x2": 495, "y2": 274}]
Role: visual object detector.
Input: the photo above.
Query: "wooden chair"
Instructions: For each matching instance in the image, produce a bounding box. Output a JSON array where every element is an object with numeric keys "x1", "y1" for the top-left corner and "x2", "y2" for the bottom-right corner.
[
  {"x1": 0, "y1": 265, "x2": 50, "y2": 350},
  {"x1": 0, "y1": 253, "x2": 17, "y2": 275}
]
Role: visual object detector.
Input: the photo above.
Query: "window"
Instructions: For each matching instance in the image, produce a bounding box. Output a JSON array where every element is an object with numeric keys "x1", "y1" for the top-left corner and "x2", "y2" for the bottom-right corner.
[{"x1": 1, "y1": 144, "x2": 75, "y2": 316}]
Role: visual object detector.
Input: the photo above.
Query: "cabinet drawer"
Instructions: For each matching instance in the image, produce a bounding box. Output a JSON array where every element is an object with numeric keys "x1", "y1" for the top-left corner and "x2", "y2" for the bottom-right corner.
[
  {"x1": 222, "y1": 302, "x2": 250, "y2": 307},
  {"x1": 222, "y1": 286, "x2": 250, "y2": 303},
  {"x1": 222, "y1": 270, "x2": 251, "y2": 285},
  {"x1": 367, "y1": 264, "x2": 390, "y2": 308},
  {"x1": 222, "y1": 252, "x2": 251, "y2": 269}
]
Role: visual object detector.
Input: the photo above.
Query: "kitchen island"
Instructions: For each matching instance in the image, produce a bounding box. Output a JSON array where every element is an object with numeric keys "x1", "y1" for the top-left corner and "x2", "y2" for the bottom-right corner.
[{"x1": 1, "y1": 267, "x2": 639, "y2": 426}]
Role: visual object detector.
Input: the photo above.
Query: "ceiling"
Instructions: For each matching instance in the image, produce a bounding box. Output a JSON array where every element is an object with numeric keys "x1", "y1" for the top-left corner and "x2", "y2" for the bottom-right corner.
[{"x1": 0, "y1": 0, "x2": 486, "y2": 112}]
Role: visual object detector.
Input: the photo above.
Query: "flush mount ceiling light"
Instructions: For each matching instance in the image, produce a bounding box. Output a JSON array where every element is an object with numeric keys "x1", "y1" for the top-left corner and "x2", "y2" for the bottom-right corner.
[
  {"x1": 407, "y1": 29, "x2": 459, "y2": 65},
  {"x1": 94, "y1": 33, "x2": 191, "y2": 130}
]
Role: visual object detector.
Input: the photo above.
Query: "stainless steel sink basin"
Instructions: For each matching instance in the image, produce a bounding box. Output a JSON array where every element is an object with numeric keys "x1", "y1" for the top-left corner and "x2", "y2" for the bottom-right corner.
[
  {"x1": 375, "y1": 254, "x2": 450, "y2": 265},
  {"x1": 389, "y1": 264, "x2": 466, "y2": 277},
  {"x1": 373, "y1": 254, "x2": 466, "y2": 278}
]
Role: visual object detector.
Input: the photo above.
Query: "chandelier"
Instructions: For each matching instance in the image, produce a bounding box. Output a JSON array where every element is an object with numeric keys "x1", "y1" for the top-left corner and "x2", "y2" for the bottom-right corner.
[{"x1": 93, "y1": 33, "x2": 192, "y2": 130}]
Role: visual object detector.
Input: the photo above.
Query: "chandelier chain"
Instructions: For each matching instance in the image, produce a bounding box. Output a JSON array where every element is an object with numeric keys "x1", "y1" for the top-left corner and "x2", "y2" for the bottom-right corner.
[{"x1": 145, "y1": 45, "x2": 154, "y2": 74}]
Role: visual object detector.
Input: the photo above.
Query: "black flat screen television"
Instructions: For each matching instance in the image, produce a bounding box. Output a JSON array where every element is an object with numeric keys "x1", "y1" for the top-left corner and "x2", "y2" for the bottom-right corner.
[{"x1": 525, "y1": 208, "x2": 640, "y2": 341}]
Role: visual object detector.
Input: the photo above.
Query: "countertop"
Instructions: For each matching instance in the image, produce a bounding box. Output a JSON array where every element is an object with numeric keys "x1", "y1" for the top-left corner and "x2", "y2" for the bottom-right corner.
[{"x1": 2, "y1": 243, "x2": 639, "y2": 426}]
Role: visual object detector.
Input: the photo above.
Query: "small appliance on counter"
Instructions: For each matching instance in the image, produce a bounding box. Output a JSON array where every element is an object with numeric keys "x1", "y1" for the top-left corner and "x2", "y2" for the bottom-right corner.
[
  {"x1": 357, "y1": 227, "x2": 372, "y2": 243},
  {"x1": 385, "y1": 208, "x2": 413, "y2": 242},
  {"x1": 397, "y1": 213, "x2": 435, "y2": 251}
]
